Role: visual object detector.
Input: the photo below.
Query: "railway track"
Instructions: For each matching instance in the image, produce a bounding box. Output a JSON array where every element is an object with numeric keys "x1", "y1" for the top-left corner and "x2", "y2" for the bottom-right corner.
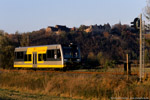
[{"x1": 0, "y1": 69, "x2": 141, "y2": 76}]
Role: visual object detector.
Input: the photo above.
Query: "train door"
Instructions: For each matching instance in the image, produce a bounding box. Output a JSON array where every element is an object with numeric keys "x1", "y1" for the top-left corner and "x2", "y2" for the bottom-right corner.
[{"x1": 33, "y1": 52, "x2": 37, "y2": 68}]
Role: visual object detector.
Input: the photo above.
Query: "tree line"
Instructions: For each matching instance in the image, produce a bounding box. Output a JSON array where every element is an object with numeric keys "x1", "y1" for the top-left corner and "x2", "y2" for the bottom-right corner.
[{"x1": 1, "y1": 23, "x2": 149, "y2": 69}]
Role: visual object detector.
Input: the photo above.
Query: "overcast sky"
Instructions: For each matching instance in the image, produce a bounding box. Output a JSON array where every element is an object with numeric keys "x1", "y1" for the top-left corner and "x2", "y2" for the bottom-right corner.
[{"x1": 0, "y1": 0, "x2": 147, "y2": 33}]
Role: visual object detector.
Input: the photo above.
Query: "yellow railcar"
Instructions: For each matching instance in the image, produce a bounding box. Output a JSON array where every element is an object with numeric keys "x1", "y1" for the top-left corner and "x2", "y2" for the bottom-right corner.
[{"x1": 14, "y1": 44, "x2": 81, "y2": 69}]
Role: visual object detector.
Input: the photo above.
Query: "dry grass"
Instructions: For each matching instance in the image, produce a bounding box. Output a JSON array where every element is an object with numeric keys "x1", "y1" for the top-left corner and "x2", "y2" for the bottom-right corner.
[
  {"x1": 0, "y1": 70, "x2": 150, "y2": 100},
  {"x1": 0, "y1": 88, "x2": 77, "y2": 100}
]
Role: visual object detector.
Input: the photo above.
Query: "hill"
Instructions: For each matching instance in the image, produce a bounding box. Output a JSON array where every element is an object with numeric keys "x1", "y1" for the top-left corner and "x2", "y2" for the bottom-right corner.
[{"x1": 0, "y1": 23, "x2": 148, "y2": 68}]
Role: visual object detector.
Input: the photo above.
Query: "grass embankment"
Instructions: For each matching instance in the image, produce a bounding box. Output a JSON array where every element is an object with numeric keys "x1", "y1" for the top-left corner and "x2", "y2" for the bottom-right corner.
[{"x1": 0, "y1": 70, "x2": 150, "y2": 100}]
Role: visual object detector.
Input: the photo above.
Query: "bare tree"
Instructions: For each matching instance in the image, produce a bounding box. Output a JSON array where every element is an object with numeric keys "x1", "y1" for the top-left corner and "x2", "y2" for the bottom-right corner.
[{"x1": 144, "y1": 0, "x2": 150, "y2": 20}]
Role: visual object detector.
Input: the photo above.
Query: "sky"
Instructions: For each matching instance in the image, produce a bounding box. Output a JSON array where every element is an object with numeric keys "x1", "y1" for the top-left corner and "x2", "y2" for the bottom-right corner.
[{"x1": 0, "y1": 0, "x2": 147, "y2": 33}]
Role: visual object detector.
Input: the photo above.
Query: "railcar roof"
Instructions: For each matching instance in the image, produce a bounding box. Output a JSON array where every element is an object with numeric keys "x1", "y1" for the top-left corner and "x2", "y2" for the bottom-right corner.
[{"x1": 15, "y1": 44, "x2": 62, "y2": 49}]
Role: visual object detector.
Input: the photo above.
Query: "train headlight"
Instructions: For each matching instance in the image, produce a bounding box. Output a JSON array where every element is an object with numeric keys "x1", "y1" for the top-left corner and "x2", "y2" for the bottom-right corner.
[
  {"x1": 77, "y1": 59, "x2": 80, "y2": 62},
  {"x1": 64, "y1": 59, "x2": 68, "y2": 62}
]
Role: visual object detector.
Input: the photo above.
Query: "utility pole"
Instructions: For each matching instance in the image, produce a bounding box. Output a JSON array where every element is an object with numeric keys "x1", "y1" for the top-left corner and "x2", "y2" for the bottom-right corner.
[
  {"x1": 131, "y1": 14, "x2": 145, "y2": 82},
  {"x1": 139, "y1": 14, "x2": 142, "y2": 82},
  {"x1": 139, "y1": 14, "x2": 145, "y2": 82}
]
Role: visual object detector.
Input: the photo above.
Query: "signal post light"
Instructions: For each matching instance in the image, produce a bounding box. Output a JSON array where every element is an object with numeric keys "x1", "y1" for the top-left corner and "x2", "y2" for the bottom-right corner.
[
  {"x1": 131, "y1": 14, "x2": 145, "y2": 82},
  {"x1": 131, "y1": 17, "x2": 140, "y2": 31}
]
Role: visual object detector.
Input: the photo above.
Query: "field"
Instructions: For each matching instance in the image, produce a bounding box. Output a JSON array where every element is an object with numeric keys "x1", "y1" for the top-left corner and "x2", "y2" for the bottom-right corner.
[
  {"x1": 0, "y1": 67, "x2": 150, "y2": 100},
  {"x1": 0, "y1": 88, "x2": 78, "y2": 100}
]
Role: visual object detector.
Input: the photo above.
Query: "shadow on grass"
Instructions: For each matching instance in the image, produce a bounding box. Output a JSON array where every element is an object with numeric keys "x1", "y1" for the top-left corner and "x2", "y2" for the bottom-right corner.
[{"x1": 0, "y1": 97, "x2": 14, "y2": 100}]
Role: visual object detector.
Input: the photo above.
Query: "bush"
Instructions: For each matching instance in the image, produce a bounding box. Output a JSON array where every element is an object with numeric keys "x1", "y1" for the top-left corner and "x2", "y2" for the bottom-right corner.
[
  {"x1": 0, "y1": 34, "x2": 15, "y2": 69},
  {"x1": 87, "y1": 52, "x2": 99, "y2": 67}
]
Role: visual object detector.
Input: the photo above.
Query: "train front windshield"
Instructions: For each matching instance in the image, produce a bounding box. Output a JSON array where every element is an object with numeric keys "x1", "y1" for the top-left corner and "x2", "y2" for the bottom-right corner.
[{"x1": 62, "y1": 45, "x2": 80, "y2": 62}]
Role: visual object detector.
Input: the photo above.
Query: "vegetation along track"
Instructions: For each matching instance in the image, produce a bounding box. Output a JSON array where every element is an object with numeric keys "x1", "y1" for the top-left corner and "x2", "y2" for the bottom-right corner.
[{"x1": 0, "y1": 69, "x2": 145, "y2": 76}]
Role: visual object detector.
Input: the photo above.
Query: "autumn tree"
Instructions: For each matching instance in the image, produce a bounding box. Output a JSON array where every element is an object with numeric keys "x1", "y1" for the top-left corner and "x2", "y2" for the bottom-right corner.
[
  {"x1": 0, "y1": 31, "x2": 15, "y2": 69},
  {"x1": 20, "y1": 33, "x2": 30, "y2": 47}
]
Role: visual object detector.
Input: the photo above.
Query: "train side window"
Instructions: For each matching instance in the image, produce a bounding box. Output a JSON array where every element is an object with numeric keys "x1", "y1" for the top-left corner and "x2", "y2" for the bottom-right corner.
[
  {"x1": 47, "y1": 50, "x2": 54, "y2": 58},
  {"x1": 38, "y1": 54, "x2": 42, "y2": 61},
  {"x1": 43, "y1": 54, "x2": 46, "y2": 61},
  {"x1": 28, "y1": 54, "x2": 31, "y2": 61},
  {"x1": 47, "y1": 49, "x2": 61, "y2": 61},
  {"x1": 38, "y1": 54, "x2": 46, "y2": 61},
  {"x1": 16, "y1": 52, "x2": 24, "y2": 59},
  {"x1": 57, "y1": 49, "x2": 61, "y2": 59},
  {"x1": 24, "y1": 54, "x2": 27, "y2": 61},
  {"x1": 24, "y1": 54, "x2": 31, "y2": 61}
]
